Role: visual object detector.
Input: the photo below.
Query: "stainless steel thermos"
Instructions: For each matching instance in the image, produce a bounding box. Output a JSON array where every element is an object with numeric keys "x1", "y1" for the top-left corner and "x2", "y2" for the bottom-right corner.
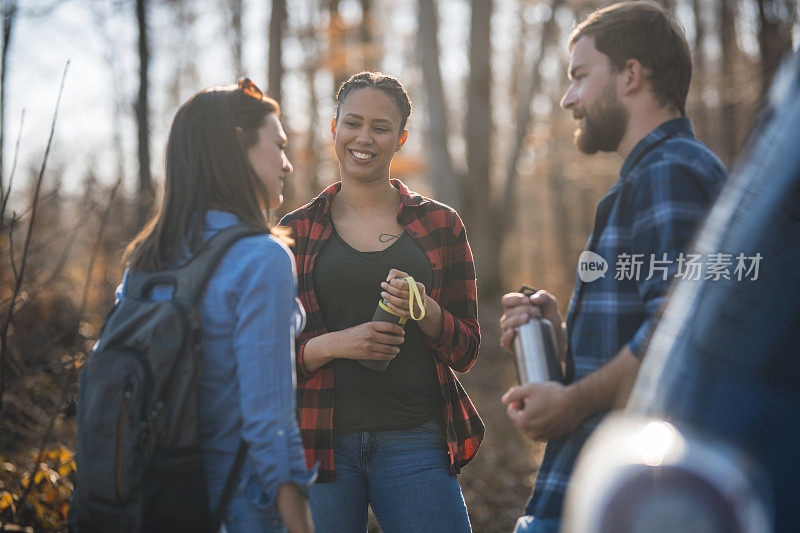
[{"x1": 513, "y1": 286, "x2": 562, "y2": 384}]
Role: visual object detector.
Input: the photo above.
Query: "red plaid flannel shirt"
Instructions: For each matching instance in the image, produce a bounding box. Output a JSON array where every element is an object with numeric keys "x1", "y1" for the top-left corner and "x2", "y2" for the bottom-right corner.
[{"x1": 279, "y1": 179, "x2": 484, "y2": 482}]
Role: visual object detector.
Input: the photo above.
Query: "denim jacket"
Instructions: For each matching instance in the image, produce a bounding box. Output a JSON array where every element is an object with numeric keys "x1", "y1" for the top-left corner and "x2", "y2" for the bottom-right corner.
[{"x1": 118, "y1": 210, "x2": 315, "y2": 509}]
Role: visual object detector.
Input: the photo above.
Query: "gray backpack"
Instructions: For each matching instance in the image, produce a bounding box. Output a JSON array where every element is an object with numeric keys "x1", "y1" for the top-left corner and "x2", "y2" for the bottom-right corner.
[{"x1": 70, "y1": 224, "x2": 262, "y2": 533}]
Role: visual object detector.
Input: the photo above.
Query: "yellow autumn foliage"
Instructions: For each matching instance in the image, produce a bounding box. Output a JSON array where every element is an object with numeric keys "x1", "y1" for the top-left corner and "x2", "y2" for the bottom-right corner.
[{"x1": 0, "y1": 446, "x2": 75, "y2": 531}]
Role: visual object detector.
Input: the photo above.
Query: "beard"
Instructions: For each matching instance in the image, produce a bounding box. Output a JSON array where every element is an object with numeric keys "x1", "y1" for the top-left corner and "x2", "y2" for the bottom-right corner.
[{"x1": 573, "y1": 85, "x2": 628, "y2": 154}]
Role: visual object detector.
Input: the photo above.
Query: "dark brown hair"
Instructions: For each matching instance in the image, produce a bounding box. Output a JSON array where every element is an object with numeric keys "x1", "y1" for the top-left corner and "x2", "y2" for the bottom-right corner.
[
  {"x1": 124, "y1": 83, "x2": 281, "y2": 271},
  {"x1": 335, "y1": 71, "x2": 412, "y2": 131},
  {"x1": 569, "y1": 1, "x2": 692, "y2": 115}
]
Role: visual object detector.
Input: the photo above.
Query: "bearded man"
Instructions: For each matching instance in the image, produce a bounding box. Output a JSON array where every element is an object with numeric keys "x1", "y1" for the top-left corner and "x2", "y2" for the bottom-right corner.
[{"x1": 499, "y1": 2, "x2": 727, "y2": 531}]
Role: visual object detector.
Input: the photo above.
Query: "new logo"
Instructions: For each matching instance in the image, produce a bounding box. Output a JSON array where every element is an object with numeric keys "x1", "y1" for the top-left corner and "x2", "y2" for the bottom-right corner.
[{"x1": 578, "y1": 251, "x2": 608, "y2": 282}]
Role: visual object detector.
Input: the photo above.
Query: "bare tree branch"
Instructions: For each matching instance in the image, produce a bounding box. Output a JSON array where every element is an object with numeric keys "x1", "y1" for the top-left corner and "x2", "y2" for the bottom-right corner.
[
  {"x1": 0, "y1": 108, "x2": 24, "y2": 228},
  {"x1": 757, "y1": 0, "x2": 794, "y2": 95},
  {"x1": 90, "y1": 1, "x2": 128, "y2": 187},
  {"x1": 719, "y1": 0, "x2": 740, "y2": 164},
  {"x1": 268, "y1": 0, "x2": 287, "y2": 102},
  {"x1": 0, "y1": 59, "x2": 68, "y2": 409},
  {"x1": 0, "y1": 0, "x2": 17, "y2": 207},
  {"x1": 418, "y1": 0, "x2": 459, "y2": 210},
  {"x1": 500, "y1": 0, "x2": 564, "y2": 234},
  {"x1": 7, "y1": 212, "x2": 18, "y2": 281},
  {"x1": 0, "y1": 197, "x2": 94, "y2": 318},
  {"x1": 38, "y1": 204, "x2": 92, "y2": 286},
  {"x1": 229, "y1": 0, "x2": 243, "y2": 77},
  {"x1": 135, "y1": 0, "x2": 153, "y2": 227},
  {"x1": 14, "y1": 175, "x2": 121, "y2": 518},
  {"x1": 78, "y1": 177, "x2": 121, "y2": 318},
  {"x1": 4, "y1": 189, "x2": 56, "y2": 224}
]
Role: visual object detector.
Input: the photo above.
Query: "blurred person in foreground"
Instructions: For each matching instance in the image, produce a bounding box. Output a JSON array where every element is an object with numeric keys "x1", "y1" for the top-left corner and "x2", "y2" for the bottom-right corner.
[
  {"x1": 499, "y1": 2, "x2": 726, "y2": 531},
  {"x1": 280, "y1": 71, "x2": 482, "y2": 532},
  {"x1": 120, "y1": 80, "x2": 314, "y2": 532}
]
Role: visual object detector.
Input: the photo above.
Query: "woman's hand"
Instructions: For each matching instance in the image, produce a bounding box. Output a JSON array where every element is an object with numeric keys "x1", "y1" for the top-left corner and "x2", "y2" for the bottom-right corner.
[
  {"x1": 380, "y1": 268, "x2": 443, "y2": 339},
  {"x1": 334, "y1": 322, "x2": 405, "y2": 361},
  {"x1": 276, "y1": 483, "x2": 314, "y2": 533},
  {"x1": 380, "y1": 268, "x2": 427, "y2": 319},
  {"x1": 302, "y1": 322, "x2": 405, "y2": 373}
]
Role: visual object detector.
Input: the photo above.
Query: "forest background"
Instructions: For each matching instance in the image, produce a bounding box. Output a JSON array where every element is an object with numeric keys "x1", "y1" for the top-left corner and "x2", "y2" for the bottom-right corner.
[{"x1": 0, "y1": 0, "x2": 795, "y2": 530}]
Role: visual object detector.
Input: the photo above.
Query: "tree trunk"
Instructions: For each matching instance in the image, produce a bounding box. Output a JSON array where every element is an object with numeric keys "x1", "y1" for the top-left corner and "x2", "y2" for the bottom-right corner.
[
  {"x1": 488, "y1": 0, "x2": 561, "y2": 296},
  {"x1": 230, "y1": 0, "x2": 243, "y2": 77},
  {"x1": 268, "y1": 0, "x2": 286, "y2": 102},
  {"x1": 327, "y1": 0, "x2": 348, "y2": 92},
  {"x1": 418, "y1": 0, "x2": 458, "y2": 210},
  {"x1": 359, "y1": 0, "x2": 378, "y2": 69},
  {"x1": 690, "y1": 0, "x2": 708, "y2": 142},
  {"x1": 0, "y1": 0, "x2": 16, "y2": 207},
  {"x1": 359, "y1": 0, "x2": 370, "y2": 43},
  {"x1": 757, "y1": 0, "x2": 794, "y2": 96},
  {"x1": 135, "y1": 0, "x2": 153, "y2": 228},
  {"x1": 299, "y1": 1, "x2": 321, "y2": 198},
  {"x1": 547, "y1": 163, "x2": 575, "y2": 290},
  {"x1": 719, "y1": 0, "x2": 738, "y2": 165},
  {"x1": 91, "y1": 1, "x2": 126, "y2": 189},
  {"x1": 465, "y1": 0, "x2": 495, "y2": 296},
  {"x1": 167, "y1": 1, "x2": 200, "y2": 115},
  {"x1": 304, "y1": 63, "x2": 320, "y2": 196},
  {"x1": 500, "y1": 0, "x2": 563, "y2": 234}
]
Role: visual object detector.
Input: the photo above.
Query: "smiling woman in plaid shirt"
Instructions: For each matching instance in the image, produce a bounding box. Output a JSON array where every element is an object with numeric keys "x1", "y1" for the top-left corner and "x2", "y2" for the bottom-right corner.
[{"x1": 279, "y1": 72, "x2": 483, "y2": 532}]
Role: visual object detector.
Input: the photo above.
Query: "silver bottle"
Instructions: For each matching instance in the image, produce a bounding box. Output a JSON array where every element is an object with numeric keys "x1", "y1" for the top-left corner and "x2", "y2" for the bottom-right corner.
[{"x1": 513, "y1": 287, "x2": 562, "y2": 383}]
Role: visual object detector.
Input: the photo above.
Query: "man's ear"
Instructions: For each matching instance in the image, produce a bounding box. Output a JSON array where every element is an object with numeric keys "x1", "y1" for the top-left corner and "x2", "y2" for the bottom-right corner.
[
  {"x1": 621, "y1": 58, "x2": 644, "y2": 95},
  {"x1": 395, "y1": 130, "x2": 408, "y2": 152},
  {"x1": 330, "y1": 117, "x2": 337, "y2": 139}
]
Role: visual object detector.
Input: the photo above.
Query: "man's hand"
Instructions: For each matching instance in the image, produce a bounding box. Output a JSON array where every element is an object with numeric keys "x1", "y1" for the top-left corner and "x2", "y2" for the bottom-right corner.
[
  {"x1": 499, "y1": 290, "x2": 567, "y2": 360},
  {"x1": 501, "y1": 347, "x2": 642, "y2": 442},
  {"x1": 501, "y1": 382, "x2": 588, "y2": 441}
]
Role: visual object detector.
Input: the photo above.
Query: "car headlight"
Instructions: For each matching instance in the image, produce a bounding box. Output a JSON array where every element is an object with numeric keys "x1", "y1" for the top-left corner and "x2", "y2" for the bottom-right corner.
[{"x1": 562, "y1": 414, "x2": 771, "y2": 533}]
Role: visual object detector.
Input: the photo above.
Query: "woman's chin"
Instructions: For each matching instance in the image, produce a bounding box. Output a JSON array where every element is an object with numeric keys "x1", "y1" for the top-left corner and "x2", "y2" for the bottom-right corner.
[
  {"x1": 342, "y1": 166, "x2": 389, "y2": 183},
  {"x1": 259, "y1": 192, "x2": 283, "y2": 211},
  {"x1": 270, "y1": 194, "x2": 284, "y2": 210}
]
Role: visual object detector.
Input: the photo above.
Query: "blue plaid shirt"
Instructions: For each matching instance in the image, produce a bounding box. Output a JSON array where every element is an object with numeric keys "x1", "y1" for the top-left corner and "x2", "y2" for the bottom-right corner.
[{"x1": 526, "y1": 118, "x2": 726, "y2": 519}]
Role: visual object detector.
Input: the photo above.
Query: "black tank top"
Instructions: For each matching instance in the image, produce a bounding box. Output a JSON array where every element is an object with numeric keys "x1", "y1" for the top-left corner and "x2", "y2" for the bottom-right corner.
[{"x1": 312, "y1": 227, "x2": 441, "y2": 435}]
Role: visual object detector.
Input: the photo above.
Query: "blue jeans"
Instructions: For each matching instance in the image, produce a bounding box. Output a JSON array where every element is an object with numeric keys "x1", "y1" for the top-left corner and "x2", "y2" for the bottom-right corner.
[{"x1": 309, "y1": 420, "x2": 471, "y2": 533}]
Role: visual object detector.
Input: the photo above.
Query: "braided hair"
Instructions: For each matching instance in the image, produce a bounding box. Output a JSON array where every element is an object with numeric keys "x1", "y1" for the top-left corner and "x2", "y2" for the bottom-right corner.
[{"x1": 335, "y1": 71, "x2": 412, "y2": 131}]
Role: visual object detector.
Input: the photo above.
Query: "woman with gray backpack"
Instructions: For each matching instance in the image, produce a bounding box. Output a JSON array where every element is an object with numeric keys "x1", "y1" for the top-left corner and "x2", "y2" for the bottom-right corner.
[{"x1": 69, "y1": 79, "x2": 314, "y2": 533}]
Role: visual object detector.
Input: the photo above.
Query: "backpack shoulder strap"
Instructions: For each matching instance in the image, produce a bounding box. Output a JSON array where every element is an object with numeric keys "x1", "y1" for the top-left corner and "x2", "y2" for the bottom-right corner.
[
  {"x1": 210, "y1": 440, "x2": 249, "y2": 532},
  {"x1": 123, "y1": 225, "x2": 265, "y2": 302},
  {"x1": 173, "y1": 224, "x2": 265, "y2": 304}
]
